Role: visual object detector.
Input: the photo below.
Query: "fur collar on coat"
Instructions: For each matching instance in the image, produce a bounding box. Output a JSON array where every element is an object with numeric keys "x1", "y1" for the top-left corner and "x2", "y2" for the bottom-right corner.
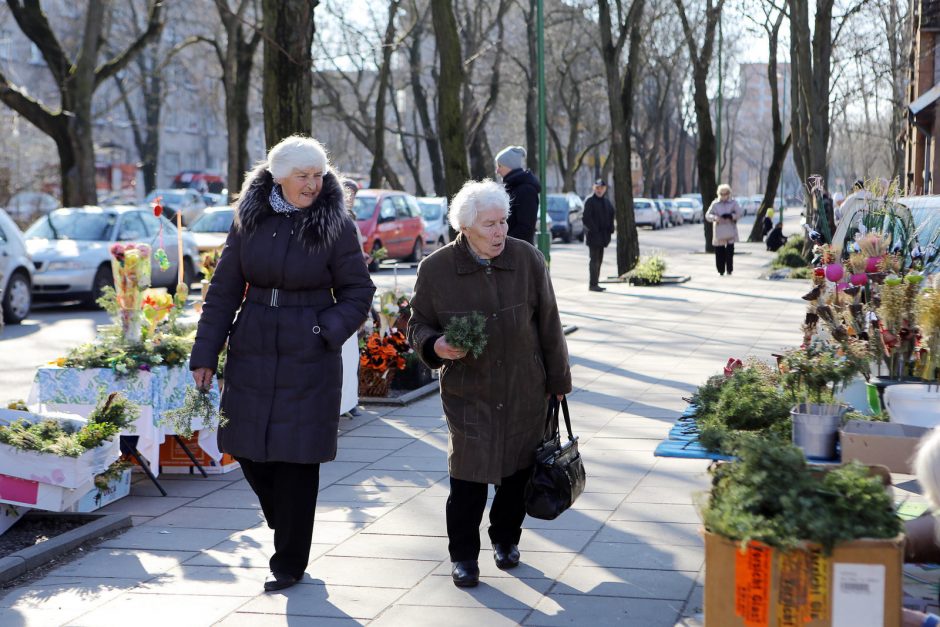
[{"x1": 233, "y1": 162, "x2": 349, "y2": 252}]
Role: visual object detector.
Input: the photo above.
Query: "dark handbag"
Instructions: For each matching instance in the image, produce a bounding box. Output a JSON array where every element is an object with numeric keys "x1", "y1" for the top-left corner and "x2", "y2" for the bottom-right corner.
[{"x1": 524, "y1": 396, "x2": 586, "y2": 520}]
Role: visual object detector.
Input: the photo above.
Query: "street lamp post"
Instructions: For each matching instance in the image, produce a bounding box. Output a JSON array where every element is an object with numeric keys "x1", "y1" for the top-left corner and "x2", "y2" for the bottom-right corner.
[{"x1": 536, "y1": 0, "x2": 550, "y2": 262}]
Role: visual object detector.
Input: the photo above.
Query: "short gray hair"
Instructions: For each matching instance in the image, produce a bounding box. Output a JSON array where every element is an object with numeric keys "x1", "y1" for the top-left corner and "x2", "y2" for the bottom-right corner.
[
  {"x1": 268, "y1": 135, "x2": 329, "y2": 180},
  {"x1": 449, "y1": 179, "x2": 510, "y2": 230}
]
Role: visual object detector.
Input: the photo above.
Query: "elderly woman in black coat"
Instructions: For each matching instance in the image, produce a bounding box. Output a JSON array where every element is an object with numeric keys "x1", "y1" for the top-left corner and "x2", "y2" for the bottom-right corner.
[{"x1": 190, "y1": 135, "x2": 375, "y2": 592}]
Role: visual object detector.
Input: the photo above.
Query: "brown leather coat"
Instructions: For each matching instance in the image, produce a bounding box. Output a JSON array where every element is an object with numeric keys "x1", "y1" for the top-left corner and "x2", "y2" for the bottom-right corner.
[{"x1": 407, "y1": 235, "x2": 572, "y2": 484}]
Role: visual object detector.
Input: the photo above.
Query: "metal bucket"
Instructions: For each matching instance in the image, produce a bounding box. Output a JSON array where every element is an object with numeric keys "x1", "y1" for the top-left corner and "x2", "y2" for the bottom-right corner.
[{"x1": 791, "y1": 403, "x2": 847, "y2": 460}]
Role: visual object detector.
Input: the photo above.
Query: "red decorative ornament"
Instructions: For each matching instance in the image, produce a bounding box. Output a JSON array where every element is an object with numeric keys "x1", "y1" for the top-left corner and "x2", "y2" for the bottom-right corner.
[
  {"x1": 813, "y1": 267, "x2": 825, "y2": 277},
  {"x1": 152, "y1": 196, "x2": 163, "y2": 217}
]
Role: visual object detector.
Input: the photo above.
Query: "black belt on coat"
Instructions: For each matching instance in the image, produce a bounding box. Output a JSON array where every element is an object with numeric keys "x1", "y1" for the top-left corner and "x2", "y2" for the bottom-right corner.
[{"x1": 244, "y1": 286, "x2": 335, "y2": 308}]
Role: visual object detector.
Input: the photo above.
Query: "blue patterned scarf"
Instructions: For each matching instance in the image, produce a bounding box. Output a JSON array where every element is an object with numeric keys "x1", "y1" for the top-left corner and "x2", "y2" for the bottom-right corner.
[{"x1": 269, "y1": 184, "x2": 299, "y2": 215}]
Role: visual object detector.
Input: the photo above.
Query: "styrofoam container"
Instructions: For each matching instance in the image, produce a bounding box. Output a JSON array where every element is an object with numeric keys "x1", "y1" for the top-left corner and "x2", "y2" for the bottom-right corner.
[{"x1": 885, "y1": 384, "x2": 940, "y2": 428}]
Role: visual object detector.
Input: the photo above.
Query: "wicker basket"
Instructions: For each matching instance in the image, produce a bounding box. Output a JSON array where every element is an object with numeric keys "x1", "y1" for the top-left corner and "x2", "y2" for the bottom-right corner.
[{"x1": 359, "y1": 368, "x2": 395, "y2": 398}]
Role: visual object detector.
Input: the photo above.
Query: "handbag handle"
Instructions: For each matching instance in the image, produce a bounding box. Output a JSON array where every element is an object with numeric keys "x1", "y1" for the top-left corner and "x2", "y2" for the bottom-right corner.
[{"x1": 546, "y1": 396, "x2": 576, "y2": 442}]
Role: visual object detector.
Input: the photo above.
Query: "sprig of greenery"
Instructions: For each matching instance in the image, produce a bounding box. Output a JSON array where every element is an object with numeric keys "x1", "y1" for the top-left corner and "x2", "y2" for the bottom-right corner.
[
  {"x1": 703, "y1": 437, "x2": 901, "y2": 553},
  {"x1": 159, "y1": 387, "x2": 226, "y2": 439},
  {"x1": 0, "y1": 393, "x2": 138, "y2": 458},
  {"x1": 444, "y1": 311, "x2": 488, "y2": 358},
  {"x1": 630, "y1": 253, "x2": 667, "y2": 284},
  {"x1": 779, "y1": 339, "x2": 870, "y2": 404},
  {"x1": 59, "y1": 327, "x2": 194, "y2": 377},
  {"x1": 94, "y1": 459, "x2": 132, "y2": 491}
]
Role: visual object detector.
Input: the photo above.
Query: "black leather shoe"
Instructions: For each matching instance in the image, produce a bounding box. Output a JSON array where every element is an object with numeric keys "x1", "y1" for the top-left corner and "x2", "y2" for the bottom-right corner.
[
  {"x1": 264, "y1": 572, "x2": 299, "y2": 592},
  {"x1": 451, "y1": 560, "x2": 480, "y2": 587},
  {"x1": 493, "y1": 543, "x2": 520, "y2": 570},
  {"x1": 589, "y1": 285, "x2": 606, "y2": 292}
]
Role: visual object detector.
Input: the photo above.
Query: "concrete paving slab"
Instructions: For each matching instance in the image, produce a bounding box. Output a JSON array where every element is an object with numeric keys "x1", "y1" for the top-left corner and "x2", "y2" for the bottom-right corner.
[
  {"x1": 306, "y1": 555, "x2": 437, "y2": 588},
  {"x1": 216, "y1": 613, "x2": 365, "y2": 626},
  {"x1": 625, "y1": 486, "x2": 697, "y2": 504},
  {"x1": 333, "y1": 468, "x2": 447, "y2": 488},
  {"x1": 53, "y1": 548, "x2": 197, "y2": 580},
  {"x1": 396, "y1": 573, "x2": 553, "y2": 609},
  {"x1": 574, "y1": 541, "x2": 704, "y2": 571},
  {"x1": 0, "y1": 575, "x2": 139, "y2": 610},
  {"x1": 129, "y1": 478, "x2": 228, "y2": 498},
  {"x1": 134, "y1": 564, "x2": 267, "y2": 596},
  {"x1": 358, "y1": 495, "x2": 447, "y2": 536},
  {"x1": 525, "y1": 593, "x2": 684, "y2": 626},
  {"x1": 430, "y1": 550, "x2": 577, "y2": 580},
  {"x1": 236, "y1": 583, "x2": 404, "y2": 620},
  {"x1": 315, "y1": 484, "x2": 426, "y2": 504},
  {"x1": 187, "y1": 489, "x2": 262, "y2": 509},
  {"x1": 553, "y1": 565, "x2": 697, "y2": 600},
  {"x1": 0, "y1": 606, "x2": 85, "y2": 626},
  {"x1": 333, "y1": 447, "x2": 394, "y2": 463},
  {"x1": 365, "y1": 456, "x2": 449, "y2": 472},
  {"x1": 68, "y1": 592, "x2": 250, "y2": 626},
  {"x1": 610, "y1": 502, "x2": 702, "y2": 524},
  {"x1": 371, "y1": 604, "x2": 528, "y2": 626},
  {"x1": 328, "y1": 533, "x2": 448, "y2": 560},
  {"x1": 97, "y1": 496, "x2": 193, "y2": 517},
  {"x1": 593, "y1": 521, "x2": 703, "y2": 546},
  {"x1": 146, "y1": 506, "x2": 265, "y2": 530},
  {"x1": 519, "y1": 529, "x2": 594, "y2": 553},
  {"x1": 314, "y1": 502, "x2": 397, "y2": 523},
  {"x1": 100, "y1": 526, "x2": 233, "y2": 551}
]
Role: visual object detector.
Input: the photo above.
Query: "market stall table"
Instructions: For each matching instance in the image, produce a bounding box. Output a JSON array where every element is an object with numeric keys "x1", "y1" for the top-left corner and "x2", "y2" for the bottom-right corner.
[{"x1": 27, "y1": 363, "x2": 224, "y2": 494}]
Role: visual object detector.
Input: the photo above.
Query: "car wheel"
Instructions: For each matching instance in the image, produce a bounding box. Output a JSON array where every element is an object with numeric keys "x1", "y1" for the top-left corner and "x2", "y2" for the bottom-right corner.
[
  {"x1": 407, "y1": 238, "x2": 423, "y2": 263},
  {"x1": 367, "y1": 242, "x2": 382, "y2": 272},
  {"x1": 84, "y1": 264, "x2": 113, "y2": 308},
  {"x1": 2, "y1": 270, "x2": 31, "y2": 324}
]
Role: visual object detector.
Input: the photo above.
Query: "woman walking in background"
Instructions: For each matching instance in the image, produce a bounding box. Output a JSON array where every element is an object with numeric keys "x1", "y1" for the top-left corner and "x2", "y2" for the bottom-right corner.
[
  {"x1": 190, "y1": 136, "x2": 375, "y2": 592},
  {"x1": 705, "y1": 184, "x2": 741, "y2": 276}
]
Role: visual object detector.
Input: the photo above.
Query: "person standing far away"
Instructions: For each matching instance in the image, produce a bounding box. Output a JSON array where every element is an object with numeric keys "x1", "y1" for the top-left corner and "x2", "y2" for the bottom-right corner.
[
  {"x1": 705, "y1": 183, "x2": 741, "y2": 276},
  {"x1": 495, "y1": 145, "x2": 540, "y2": 245},
  {"x1": 189, "y1": 136, "x2": 376, "y2": 593},
  {"x1": 582, "y1": 178, "x2": 615, "y2": 292}
]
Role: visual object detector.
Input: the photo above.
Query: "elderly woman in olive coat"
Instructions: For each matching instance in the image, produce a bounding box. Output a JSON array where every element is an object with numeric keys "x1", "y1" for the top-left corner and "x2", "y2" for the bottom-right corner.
[
  {"x1": 190, "y1": 136, "x2": 375, "y2": 592},
  {"x1": 407, "y1": 179, "x2": 571, "y2": 588}
]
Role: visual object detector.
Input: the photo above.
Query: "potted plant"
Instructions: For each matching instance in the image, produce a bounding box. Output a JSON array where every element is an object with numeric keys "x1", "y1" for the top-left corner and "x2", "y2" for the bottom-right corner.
[
  {"x1": 358, "y1": 330, "x2": 409, "y2": 397},
  {"x1": 779, "y1": 339, "x2": 870, "y2": 460}
]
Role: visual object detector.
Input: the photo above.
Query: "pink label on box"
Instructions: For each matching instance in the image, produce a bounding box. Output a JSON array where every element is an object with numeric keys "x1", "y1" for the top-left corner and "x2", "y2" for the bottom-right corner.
[{"x1": 0, "y1": 474, "x2": 39, "y2": 505}]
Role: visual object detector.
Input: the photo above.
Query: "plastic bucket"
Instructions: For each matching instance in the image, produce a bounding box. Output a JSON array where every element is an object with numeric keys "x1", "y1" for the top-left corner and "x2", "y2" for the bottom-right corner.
[{"x1": 791, "y1": 403, "x2": 845, "y2": 460}]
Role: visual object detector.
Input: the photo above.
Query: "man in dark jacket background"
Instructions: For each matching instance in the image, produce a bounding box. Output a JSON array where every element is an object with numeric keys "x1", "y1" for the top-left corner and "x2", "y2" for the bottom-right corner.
[
  {"x1": 582, "y1": 178, "x2": 615, "y2": 292},
  {"x1": 495, "y1": 145, "x2": 540, "y2": 245}
]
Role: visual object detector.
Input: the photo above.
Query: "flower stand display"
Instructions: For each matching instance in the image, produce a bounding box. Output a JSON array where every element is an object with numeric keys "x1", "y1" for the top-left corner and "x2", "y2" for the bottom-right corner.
[
  {"x1": 27, "y1": 364, "x2": 227, "y2": 478},
  {"x1": 66, "y1": 468, "x2": 132, "y2": 513},
  {"x1": 0, "y1": 408, "x2": 122, "y2": 516}
]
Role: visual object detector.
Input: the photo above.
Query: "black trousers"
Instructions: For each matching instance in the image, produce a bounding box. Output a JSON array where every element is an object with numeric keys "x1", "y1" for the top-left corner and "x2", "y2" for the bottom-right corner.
[
  {"x1": 446, "y1": 465, "x2": 532, "y2": 562},
  {"x1": 237, "y1": 457, "x2": 320, "y2": 579},
  {"x1": 588, "y1": 245, "x2": 605, "y2": 286},
  {"x1": 715, "y1": 243, "x2": 734, "y2": 275}
]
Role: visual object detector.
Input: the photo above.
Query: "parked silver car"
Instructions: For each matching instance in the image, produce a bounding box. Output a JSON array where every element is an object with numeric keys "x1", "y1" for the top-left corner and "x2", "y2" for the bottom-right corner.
[
  {"x1": 416, "y1": 197, "x2": 450, "y2": 252},
  {"x1": 634, "y1": 198, "x2": 664, "y2": 229},
  {"x1": 25, "y1": 206, "x2": 200, "y2": 307},
  {"x1": 0, "y1": 208, "x2": 33, "y2": 324},
  {"x1": 673, "y1": 198, "x2": 704, "y2": 224}
]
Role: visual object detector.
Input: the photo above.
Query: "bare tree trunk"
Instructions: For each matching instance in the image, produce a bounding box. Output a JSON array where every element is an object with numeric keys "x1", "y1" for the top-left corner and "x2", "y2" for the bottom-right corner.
[
  {"x1": 749, "y1": 7, "x2": 791, "y2": 242},
  {"x1": 0, "y1": 1, "x2": 163, "y2": 205},
  {"x1": 598, "y1": 0, "x2": 644, "y2": 275},
  {"x1": 369, "y1": 0, "x2": 403, "y2": 188},
  {"x1": 674, "y1": 0, "x2": 725, "y2": 252},
  {"x1": 262, "y1": 0, "x2": 317, "y2": 147},
  {"x1": 407, "y1": 4, "x2": 445, "y2": 195},
  {"x1": 430, "y1": 0, "x2": 470, "y2": 200}
]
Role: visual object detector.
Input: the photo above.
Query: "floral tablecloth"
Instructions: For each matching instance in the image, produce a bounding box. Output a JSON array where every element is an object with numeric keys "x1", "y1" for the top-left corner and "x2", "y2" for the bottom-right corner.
[{"x1": 27, "y1": 363, "x2": 221, "y2": 474}]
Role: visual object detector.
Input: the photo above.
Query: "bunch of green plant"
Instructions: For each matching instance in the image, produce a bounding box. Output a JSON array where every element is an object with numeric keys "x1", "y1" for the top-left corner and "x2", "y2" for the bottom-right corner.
[
  {"x1": 787, "y1": 266, "x2": 814, "y2": 280},
  {"x1": 702, "y1": 437, "x2": 901, "y2": 552},
  {"x1": 159, "y1": 387, "x2": 227, "y2": 439},
  {"x1": 842, "y1": 409, "x2": 888, "y2": 423},
  {"x1": 0, "y1": 393, "x2": 137, "y2": 457},
  {"x1": 631, "y1": 253, "x2": 667, "y2": 284},
  {"x1": 689, "y1": 375, "x2": 726, "y2": 417},
  {"x1": 696, "y1": 365, "x2": 792, "y2": 453},
  {"x1": 444, "y1": 311, "x2": 488, "y2": 358},
  {"x1": 96, "y1": 286, "x2": 120, "y2": 317},
  {"x1": 773, "y1": 250, "x2": 809, "y2": 269},
  {"x1": 779, "y1": 339, "x2": 870, "y2": 404},
  {"x1": 60, "y1": 327, "x2": 195, "y2": 377},
  {"x1": 94, "y1": 459, "x2": 132, "y2": 491}
]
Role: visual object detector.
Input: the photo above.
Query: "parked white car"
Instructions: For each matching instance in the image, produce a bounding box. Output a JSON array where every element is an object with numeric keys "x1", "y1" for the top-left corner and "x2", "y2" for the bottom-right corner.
[
  {"x1": 25, "y1": 206, "x2": 200, "y2": 307},
  {"x1": 144, "y1": 188, "x2": 207, "y2": 226},
  {"x1": 186, "y1": 206, "x2": 234, "y2": 253},
  {"x1": 634, "y1": 198, "x2": 664, "y2": 229},
  {"x1": 415, "y1": 197, "x2": 450, "y2": 252},
  {"x1": 673, "y1": 198, "x2": 704, "y2": 223},
  {"x1": 0, "y1": 208, "x2": 34, "y2": 324}
]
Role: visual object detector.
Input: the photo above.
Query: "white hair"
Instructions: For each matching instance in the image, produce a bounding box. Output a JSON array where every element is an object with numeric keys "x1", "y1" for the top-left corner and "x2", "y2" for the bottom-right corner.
[
  {"x1": 267, "y1": 135, "x2": 329, "y2": 180},
  {"x1": 717, "y1": 183, "x2": 732, "y2": 195},
  {"x1": 915, "y1": 428, "x2": 940, "y2": 512},
  {"x1": 449, "y1": 179, "x2": 510, "y2": 230}
]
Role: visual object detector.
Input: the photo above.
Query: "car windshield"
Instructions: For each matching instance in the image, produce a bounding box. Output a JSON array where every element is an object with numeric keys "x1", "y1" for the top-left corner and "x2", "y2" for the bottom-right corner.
[
  {"x1": 674, "y1": 200, "x2": 693, "y2": 208},
  {"x1": 352, "y1": 196, "x2": 378, "y2": 220},
  {"x1": 547, "y1": 196, "x2": 568, "y2": 218},
  {"x1": 634, "y1": 201, "x2": 653, "y2": 209},
  {"x1": 148, "y1": 191, "x2": 185, "y2": 205},
  {"x1": 26, "y1": 210, "x2": 116, "y2": 241},
  {"x1": 417, "y1": 201, "x2": 443, "y2": 220},
  {"x1": 189, "y1": 210, "x2": 234, "y2": 233}
]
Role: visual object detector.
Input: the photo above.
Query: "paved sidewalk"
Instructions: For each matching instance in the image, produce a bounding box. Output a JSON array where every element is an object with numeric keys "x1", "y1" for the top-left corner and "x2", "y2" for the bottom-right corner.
[{"x1": 0, "y1": 219, "x2": 809, "y2": 626}]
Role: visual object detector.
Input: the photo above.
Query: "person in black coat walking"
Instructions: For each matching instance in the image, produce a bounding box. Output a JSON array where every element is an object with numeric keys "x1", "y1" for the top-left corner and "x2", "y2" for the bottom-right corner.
[
  {"x1": 495, "y1": 145, "x2": 541, "y2": 245},
  {"x1": 582, "y1": 179, "x2": 615, "y2": 291},
  {"x1": 190, "y1": 136, "x2": 376, "y2": 592}
]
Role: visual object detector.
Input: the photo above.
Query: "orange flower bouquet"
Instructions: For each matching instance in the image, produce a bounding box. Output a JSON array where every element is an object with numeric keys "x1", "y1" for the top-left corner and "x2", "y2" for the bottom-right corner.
[{"x1": 358, "y1": 330, "x2": 410, "y2": 397}]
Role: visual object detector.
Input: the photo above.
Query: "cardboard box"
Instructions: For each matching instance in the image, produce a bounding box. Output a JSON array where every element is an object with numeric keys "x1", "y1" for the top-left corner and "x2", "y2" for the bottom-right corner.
[
  {"x1": 704, "y1": 530, "x2": 903, "y2": 627},
  {"x1": 840, "y1": 420, "x2": 930, "y2": 474},
  {"x1": 158, "y1": 433, "x2": 239, "y2": 475},
  {"x1": 0, "y1": 472, "x2": 92, "y2": 511},
  {"x1": 66, "y1": 468, "x2": 132, "y2": 513}
]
